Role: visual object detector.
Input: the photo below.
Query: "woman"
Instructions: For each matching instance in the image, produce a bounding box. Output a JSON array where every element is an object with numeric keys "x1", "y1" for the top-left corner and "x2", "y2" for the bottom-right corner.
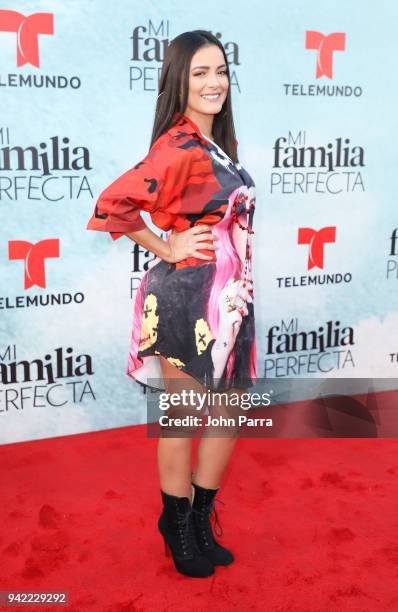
[{"x1": 86, "y1": 30, "x2": 257, "y2": 578}]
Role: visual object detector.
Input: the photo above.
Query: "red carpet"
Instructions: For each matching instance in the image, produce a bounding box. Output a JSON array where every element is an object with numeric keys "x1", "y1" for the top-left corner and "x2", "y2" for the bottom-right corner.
[{"x1": 1, "y1": 427, "x2": 397, "y2": 611}]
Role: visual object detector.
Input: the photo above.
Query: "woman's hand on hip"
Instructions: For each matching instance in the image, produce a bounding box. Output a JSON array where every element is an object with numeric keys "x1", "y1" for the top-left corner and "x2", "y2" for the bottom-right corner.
[{"x1": 164, "y1": 224, "x2": 218, "y2": 263}]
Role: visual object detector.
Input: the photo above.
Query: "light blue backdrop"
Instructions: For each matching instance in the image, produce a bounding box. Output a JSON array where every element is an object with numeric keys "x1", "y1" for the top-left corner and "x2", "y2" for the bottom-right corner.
[{"x1": 1, "y1": 1, "x2": 398, "y2": 443}]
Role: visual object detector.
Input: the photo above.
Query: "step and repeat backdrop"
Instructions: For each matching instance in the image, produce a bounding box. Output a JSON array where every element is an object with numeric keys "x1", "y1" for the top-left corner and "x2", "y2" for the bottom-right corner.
[{"x1": 1, "y1": 1, "x2": 398, "y2": 444}]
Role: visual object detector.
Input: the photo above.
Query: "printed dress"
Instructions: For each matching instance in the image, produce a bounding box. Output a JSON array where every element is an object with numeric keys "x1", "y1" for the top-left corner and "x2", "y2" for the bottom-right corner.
[{"x1": 86, "y1": 113, "x2": 257, "y2": 392}]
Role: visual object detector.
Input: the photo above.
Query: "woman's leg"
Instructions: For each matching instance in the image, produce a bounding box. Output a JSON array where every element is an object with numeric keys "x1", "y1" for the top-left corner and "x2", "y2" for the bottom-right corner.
[
  {"x1": 158, "y1": 354, "x2": 245, "y2": 493},
  {"x1": 193, "y1": 437, "x2": 238, "y2": 489},
  {"x1": 157, "y1": 437, "x2": 193, "y2": 498},
  {"x1": 157, "y1": 355, "x2": 205, "y2": 499},
  {"x1": 193, "y1": 387, "x2": 246, "y2": 489}
]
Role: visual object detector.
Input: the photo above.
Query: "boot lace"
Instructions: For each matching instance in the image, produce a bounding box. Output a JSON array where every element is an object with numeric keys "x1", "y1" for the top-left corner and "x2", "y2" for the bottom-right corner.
[
  {"x1": 176, "y1": 509, "x2": 197, "y2": 555},
  {"x1": 192, "y1": 498, "x2": 225, "y2": 538}
]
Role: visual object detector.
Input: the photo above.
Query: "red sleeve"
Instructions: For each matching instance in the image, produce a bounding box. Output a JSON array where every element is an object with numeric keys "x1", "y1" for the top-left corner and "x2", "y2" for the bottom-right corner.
[{"x1": 86, "y1": 157, "x2": 163, "y2": 241}]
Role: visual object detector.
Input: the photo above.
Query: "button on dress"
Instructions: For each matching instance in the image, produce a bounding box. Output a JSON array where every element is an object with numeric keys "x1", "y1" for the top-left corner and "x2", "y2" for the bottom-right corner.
[{"x1": 86, "y1": 113, "x2": 257, "y2": 392}]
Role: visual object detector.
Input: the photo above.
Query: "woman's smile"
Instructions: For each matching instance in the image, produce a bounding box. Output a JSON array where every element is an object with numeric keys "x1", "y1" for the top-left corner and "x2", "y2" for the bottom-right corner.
[{"x1": 201, "y1": 93, "x2": 222, "y2": 102}]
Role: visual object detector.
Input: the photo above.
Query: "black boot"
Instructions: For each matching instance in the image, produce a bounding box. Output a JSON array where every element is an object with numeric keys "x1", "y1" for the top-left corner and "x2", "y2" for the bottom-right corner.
[
  {"x1": 158, "y1": 489, "x2": 214, "y2": 578},
  {"x1": 191, "y1": 481, "x2": 234, "y2": 566}
]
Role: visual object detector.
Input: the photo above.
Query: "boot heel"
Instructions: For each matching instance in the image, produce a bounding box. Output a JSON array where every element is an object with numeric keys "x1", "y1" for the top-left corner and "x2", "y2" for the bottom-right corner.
[{"x1": 163, "y1": 535, "x2": 170, "y2": 557}]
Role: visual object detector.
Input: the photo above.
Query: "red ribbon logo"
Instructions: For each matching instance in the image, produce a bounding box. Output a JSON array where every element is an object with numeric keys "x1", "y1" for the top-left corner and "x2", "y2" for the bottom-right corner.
[
  {"x1": 0, "y1": 10, "x2": 54, "y2": 67},
  {"x1": 9, "y1": 239, "x2": 60, "y2": 289},
  {"x1": 298, "y1": 227, "x2": 336, "y2": 270},
  {"x1": 305, "y1": 31, "x2": 346, "y2": 79}
]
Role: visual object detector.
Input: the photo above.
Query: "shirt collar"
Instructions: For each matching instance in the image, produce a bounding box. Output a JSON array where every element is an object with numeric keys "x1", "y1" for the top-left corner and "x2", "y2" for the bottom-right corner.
[{"x1": 170, "y1": 112, "x2": 208, "y2": 144}]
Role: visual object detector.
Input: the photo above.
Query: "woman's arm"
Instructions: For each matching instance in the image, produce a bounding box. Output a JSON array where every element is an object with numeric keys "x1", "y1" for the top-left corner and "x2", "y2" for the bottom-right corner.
[{"x1": 125, "y1": 226, "x2": 174, "y2": 262}]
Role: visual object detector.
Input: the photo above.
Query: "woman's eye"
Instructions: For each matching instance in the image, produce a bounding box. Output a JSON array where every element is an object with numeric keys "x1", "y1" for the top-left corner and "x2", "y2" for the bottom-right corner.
[{"x1": 193, "y1": 70, "x2": 228, "y2": 77}]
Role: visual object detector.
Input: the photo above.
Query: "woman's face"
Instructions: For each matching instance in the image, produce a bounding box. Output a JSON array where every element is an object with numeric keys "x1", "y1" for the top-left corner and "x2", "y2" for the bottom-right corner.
[{"x1": 183, "y1": 44, "x2": 229, "y2": 117}]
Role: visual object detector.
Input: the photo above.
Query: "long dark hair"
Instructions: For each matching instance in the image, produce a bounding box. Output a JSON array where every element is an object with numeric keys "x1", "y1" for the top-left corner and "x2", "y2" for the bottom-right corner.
[{"x1": 149, "y1": 30, "x2": 238, "y2": 162}]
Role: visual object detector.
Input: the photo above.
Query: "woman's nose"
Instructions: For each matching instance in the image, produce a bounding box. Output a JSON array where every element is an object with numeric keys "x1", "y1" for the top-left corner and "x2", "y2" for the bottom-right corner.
[{"x1": 207, "y1": 73, "x2": 222, "y2": 87}]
